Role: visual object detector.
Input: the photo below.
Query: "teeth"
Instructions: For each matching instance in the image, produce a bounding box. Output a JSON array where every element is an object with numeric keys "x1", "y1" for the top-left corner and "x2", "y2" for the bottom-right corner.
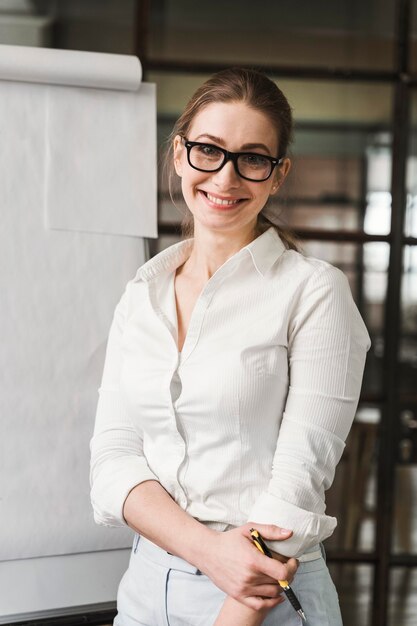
[{"x1": 206, "y1": 192, "x2": 240, "y2": 206}]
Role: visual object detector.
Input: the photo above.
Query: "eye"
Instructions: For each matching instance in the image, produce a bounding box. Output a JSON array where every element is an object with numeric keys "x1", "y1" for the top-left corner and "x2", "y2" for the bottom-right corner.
[
  {"x1": 240, "y1": 153, "x2": 270, "y2": 169},
  {"x1": 195, "y1": 144, "x2": 223, "y2": 159}
]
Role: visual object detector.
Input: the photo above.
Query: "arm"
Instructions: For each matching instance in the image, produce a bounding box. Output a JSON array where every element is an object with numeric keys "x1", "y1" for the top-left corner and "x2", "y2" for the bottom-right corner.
[
  {"x1": 213, "y1": 597, "x2": 278, "y2": 626},
  {"x1": 124, "y1": 481, "x2": 297, "y2": 611},
  {"x1": 90, "y1": 282, "x2": 298, "y2": 609},
  {"x1": 248, "y1": 264, "x2": 371, "y2": 557},
  {"x1": 90, "y1": 283, "x2": 159, "y2": 526}
]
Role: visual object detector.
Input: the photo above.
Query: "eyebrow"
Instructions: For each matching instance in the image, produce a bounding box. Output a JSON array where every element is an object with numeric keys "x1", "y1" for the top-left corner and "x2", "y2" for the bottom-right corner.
[{"x1": 193, "y1": 133, "x2": 273, "y2": 155}]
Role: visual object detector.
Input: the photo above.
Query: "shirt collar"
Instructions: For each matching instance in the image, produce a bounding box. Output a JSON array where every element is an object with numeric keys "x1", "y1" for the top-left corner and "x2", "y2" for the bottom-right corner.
[
  {"x1": 133, "y1": 227, "x2": 287, "y2": 283},
  {"x1": 133, "y1": 237, "x2": 194, "y2": 282},
  {"x1": 244, "y1": 227, "x2": 287, "y2": 276}
]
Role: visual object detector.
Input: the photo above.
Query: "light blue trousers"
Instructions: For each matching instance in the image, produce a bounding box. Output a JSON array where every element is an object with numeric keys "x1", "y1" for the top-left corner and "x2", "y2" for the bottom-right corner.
[{"x1": 114, "y1": 535, "x2": 343, "y2": 626}]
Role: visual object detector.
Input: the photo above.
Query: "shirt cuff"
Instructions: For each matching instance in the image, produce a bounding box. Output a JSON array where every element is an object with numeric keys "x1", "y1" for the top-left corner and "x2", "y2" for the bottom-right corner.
[
  {"x1": 90, "y1": 456, "x2": 158, "y2": 527},
  {"x1": 247, "y1": 491, "x2": 337, "y2": 558}
]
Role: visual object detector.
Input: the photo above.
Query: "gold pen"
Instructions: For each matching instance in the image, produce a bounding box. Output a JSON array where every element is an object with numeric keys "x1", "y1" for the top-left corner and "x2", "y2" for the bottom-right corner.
[{"x1": 250, "y1": 528, "x2": 307, "y2": 622}]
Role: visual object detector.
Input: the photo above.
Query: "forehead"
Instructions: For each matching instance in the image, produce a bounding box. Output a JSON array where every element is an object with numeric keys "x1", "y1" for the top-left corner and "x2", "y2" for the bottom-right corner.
[{"x1": 188, "y1": 101, "x2": 278, "y2": 153}]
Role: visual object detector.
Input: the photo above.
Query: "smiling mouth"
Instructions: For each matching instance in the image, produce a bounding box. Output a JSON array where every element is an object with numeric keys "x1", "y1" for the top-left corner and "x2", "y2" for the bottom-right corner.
[{"x1": 202, "y1": 191, "x2": 245, "y2": 206}]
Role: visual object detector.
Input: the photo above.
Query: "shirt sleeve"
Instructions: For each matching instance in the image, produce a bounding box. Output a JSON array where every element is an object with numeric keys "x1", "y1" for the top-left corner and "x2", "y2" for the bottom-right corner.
[
  {"x1": 248, "y1": 263, "x2": 371, "y2": 558},
  {"x1": 90, "y1": 281, "x2": 158, "y2": 527}
]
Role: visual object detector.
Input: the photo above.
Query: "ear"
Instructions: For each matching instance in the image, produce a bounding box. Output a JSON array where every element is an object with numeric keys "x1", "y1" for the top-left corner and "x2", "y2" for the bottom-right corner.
[
  {"x1": 173, "y1": 135, "x2": 184, "y2": 177},
  {"x1": 270, "y1": 158, "x2": 291, "y2": 196}
]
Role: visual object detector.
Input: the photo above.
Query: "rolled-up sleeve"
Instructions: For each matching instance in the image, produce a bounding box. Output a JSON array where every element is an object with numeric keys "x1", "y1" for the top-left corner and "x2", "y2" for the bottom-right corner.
[
  {"x1": 90, "y1": 282, "x2": 158, "y2": 527},
  {"x1": 248, "y1": 263, "x2": 371, "y2": 557}
]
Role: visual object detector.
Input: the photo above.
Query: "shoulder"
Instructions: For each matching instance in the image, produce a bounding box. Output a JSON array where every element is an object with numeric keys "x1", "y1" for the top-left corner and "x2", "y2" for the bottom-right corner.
[{"x1": 275, "y1": 248, "x2": 348, "y2": 294}]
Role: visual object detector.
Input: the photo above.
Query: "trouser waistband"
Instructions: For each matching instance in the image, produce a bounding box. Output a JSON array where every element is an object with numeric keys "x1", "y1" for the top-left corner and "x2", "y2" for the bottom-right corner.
[
  {"x1": 298, "y1": 546, "x2": 323, "y2": 562},
  {"x1": 134, "y1": 535, "x2": 201, "y2": 574}
]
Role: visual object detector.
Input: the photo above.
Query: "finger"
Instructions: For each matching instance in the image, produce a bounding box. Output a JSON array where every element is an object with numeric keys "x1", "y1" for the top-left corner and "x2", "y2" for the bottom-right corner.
[
  {"x1": 249, "y1": 573, "x2": 284, "y2": 585},
  {"x1": 244, "y1": 594, "x2": 286, "y2": 611},
  {"x1": 286, "y1": 557, "x2": 299, "y2": 581},
  {"x1": 257, "y1": 555, "x2": 295, "y2": 583},
  {"x1": 251, "y1": 583, "x2": 283, "y2": 598},
  {"x1": 246, "y1": 522, "x2": 293, "y2": 541},
  {"x1": 270, "y1": 550, "x2": 289, "y2": 563}
]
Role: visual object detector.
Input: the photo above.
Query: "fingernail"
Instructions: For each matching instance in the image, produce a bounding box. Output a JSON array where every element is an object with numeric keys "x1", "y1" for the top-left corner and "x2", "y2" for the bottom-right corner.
[{"x1": 280, "y1": 528, "x2": 291, "y2": 535}]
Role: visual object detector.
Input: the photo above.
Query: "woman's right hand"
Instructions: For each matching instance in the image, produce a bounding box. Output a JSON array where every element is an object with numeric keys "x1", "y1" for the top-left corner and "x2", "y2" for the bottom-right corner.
[{"x1": 197, "y1": 522, "x2": 298, "y2": 611}]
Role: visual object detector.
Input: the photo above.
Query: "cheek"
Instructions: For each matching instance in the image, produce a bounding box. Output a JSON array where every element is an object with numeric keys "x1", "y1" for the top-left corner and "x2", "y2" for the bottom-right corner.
[
  {"x1": 249, "y1": 185, "x2": 273, "y2": 208},
  {"x1": 181, "y1": 176, "x2": 191, "y2": 199},
  {"x1": 180, "y1": 173, "x2": 200, "y2": 210},
  {"x1": 182, "y1": 168, "x2": 205, "y2": 194}
]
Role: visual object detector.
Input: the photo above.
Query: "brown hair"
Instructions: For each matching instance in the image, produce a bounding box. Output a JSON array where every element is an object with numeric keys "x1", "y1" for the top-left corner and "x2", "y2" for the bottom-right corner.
[{"x1": 164, "y1": 67, "x2": 298, "y2": 250}]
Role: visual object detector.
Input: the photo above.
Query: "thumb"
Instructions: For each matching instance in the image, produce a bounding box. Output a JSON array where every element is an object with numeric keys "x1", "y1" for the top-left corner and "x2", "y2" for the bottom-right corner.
[{"x1": 247, "y1": 522, "x2": 292, "y2": 541}]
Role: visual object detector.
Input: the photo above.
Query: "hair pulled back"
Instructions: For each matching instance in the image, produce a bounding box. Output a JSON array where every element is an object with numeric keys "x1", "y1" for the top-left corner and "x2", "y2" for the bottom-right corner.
[{"x1": 165, "y1": 67, "x2": 297, "y2": 250}]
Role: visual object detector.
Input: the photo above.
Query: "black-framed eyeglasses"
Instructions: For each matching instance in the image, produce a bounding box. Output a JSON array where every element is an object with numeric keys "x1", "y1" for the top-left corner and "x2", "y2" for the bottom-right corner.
[{"x1": 182, "y1": 138, "x2": 284, "y2": 182}]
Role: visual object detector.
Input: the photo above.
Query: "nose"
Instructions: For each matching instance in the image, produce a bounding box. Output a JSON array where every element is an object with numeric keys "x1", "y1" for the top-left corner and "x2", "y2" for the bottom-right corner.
[{"x1": 211, "y1": 159, "x2": 241, "y2": 189}]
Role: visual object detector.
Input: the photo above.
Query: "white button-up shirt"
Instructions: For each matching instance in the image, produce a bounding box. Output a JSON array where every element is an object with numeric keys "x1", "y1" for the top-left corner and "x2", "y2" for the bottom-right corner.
[{"x1": 90, "y1": 228, "x2": 370, "y2": 558}]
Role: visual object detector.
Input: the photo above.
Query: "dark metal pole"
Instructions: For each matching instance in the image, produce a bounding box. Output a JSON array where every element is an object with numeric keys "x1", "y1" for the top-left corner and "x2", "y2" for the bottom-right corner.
[
  {"x1": 356, "y1": 154, "x2": 368, "y2": 315},
  {"x1": 133, "y1": 0, "x2": 160, "y2": 259},
  {"x1": 372, "y1": 1, "x2": 411, "y2": 624},
  {"x1": 133, "y1": 0, "x2": 150, "y2": 72}
]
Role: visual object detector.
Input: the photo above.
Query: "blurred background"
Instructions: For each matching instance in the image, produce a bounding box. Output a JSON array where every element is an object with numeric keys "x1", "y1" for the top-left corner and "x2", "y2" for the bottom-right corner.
[{"x1": 2, "y1": 1, "x2": 416, "y2": 625}]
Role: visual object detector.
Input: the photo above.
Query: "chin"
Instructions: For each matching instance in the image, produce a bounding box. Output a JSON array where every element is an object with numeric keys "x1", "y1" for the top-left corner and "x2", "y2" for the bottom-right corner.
[{"x1": 200, "y1": 218, "x2": 255, "y2": 236}]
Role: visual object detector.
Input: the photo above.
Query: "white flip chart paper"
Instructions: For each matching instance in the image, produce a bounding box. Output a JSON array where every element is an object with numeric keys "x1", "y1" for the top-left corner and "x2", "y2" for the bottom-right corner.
[
  {"x1": 0, "y1": 45, "x2": 157, "y2": 566},
  {"x1": 46, "y1": 83, "x2": 157, "y2": 237}
]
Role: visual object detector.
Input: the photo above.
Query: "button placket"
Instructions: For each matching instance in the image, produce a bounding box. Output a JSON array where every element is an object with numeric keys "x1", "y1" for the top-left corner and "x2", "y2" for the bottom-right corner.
[
  {"x1": 179, "y1": 268, "x2": 231, "y2": 363},
  {"x1": 168, "y1": 360, "x2": 189, "y2": 507},
  {"x1": 166, "y1": 256, "x2": 242, "y2": 507},
  {"x1": 146, "y1": 278, "x2": 189, "y2": 503},
  {"x1": 169, "y1": 271, "x2": 231, "y2": 508},
  {"x1": 146, "y1": 279, "x2": 178, "y2": 350}
]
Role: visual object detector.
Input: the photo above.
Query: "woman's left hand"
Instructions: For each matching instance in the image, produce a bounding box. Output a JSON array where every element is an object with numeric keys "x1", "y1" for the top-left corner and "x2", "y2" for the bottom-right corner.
[
  {"x1": 213, "y1": 594, "x2": 286, "y2": 626},
  {"x1": 195, "y1": 522, "x2": 298, "y2": 611}
]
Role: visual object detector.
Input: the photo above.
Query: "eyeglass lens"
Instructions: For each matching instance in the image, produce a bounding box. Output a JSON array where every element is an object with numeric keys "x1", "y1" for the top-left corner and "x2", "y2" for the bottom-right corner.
[{"x1": 189, "y1": 144, "x2": 273, "y2": 181}]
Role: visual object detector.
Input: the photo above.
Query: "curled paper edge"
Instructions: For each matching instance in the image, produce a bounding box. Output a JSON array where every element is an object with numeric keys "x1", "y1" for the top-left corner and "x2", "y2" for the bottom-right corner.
[{"x1": 0, "y1": 44, "x2": 142, "y2": 91}]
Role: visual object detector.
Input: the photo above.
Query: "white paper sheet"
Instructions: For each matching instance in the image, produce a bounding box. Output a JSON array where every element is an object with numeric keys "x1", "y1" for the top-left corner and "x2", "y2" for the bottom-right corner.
[
  {"x1": 0, "y1": 44, "x2": 157, "y2": 239},
  {"x1": 0, "y1": 45, "x2": 157, "y2": 564},
  {"x1": 0, "y1": 77, "x2": 136, "y2": 561},
  {"x1": 45, "y1": 83, "x2": 157, "y2": 238}
]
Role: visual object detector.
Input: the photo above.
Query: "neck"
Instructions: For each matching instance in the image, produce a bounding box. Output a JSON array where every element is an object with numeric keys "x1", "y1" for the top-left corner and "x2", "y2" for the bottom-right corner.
[{"x1": 183, "y1": 224, "x2": 258, "y2": 280}]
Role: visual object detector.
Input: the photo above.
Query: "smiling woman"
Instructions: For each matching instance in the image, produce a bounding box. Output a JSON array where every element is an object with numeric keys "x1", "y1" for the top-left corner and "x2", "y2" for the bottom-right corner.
[
  {"x1": 165, "y1": 68, "x2": 295, "y2": 246},
  {"x1": 171, "y1": 99, "x2": 290, "y2": 243},
  {"x1": 90, "y1": 67, "x2": 371, "y2": 626}
]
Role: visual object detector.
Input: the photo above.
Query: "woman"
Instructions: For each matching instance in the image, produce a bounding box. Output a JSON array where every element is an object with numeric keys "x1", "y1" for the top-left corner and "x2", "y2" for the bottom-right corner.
[{"x1": 90, "y1": 67, "x2": 370, "y2": 626}]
